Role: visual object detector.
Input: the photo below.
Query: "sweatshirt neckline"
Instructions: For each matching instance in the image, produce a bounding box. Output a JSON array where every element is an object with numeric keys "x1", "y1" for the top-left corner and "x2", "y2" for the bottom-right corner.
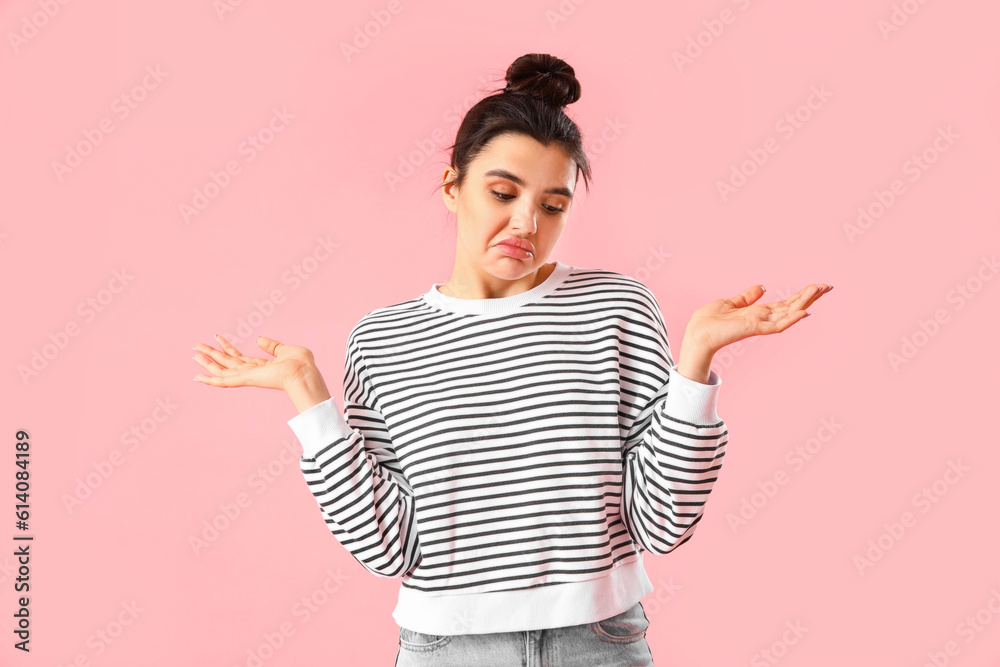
[{"x1": 422, "y1": 261, "x2": 573, "y2": 316}]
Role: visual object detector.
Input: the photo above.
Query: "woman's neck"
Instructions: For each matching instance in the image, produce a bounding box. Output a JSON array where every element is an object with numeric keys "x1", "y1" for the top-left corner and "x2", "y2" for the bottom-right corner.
[{"x1": 439, "y1": 261, "x2": 556, "y2": 300}]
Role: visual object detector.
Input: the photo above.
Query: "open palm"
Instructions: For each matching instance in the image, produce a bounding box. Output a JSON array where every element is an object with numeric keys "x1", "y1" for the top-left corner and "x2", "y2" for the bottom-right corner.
[
  {"x1": 689, "y1": 283, "x2": 833, "y2": 354},
  {"x1": 192, "y1": 334, "x2": 314, "y2": 391}
]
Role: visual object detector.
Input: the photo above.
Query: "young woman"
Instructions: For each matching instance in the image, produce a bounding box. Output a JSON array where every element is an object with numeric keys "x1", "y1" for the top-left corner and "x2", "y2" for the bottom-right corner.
[{"x1": 193, "y1": 53, "x2": 830, "y2": 666}]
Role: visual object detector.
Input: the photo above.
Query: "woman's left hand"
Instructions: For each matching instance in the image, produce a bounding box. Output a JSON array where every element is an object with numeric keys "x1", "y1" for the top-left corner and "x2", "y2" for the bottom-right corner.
[{"x1": 686, "y1": 283, "x2": 833, "y2": 354}]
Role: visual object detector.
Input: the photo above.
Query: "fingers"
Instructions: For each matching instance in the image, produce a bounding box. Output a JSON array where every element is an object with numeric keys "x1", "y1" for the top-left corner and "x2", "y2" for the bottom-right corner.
[
  {"x1": 192, "y1": 342, "x2": 233, "y2": 369},
  {"x1": 256, "y1": 335, "x2": 282, "y2": 358},
  {"x1": 780, "y1": 309, "x2": 812, "y2": 330},
  {"x1": 193, "y1": 334, "x2": 251, "y2": 370},
  {"x1": 755, "y1": 308, "x2": 811, "y2": 336},
  {"x1": 743, "y1": 284, "x2": 831, "y2": 339},
  {"x1": 730, "y1": 285, "x2": 766, "y2": 307},
  {"x1": 193, "y1": 334, "x2": 279, "y2": 387},
  {"x1": 192, "y1": 352, "x2": 227, "y2": 374},
  {"x1": 199, "y1": 334, "x2": 284, "y2": 361},
  {"x1": 214, "y1": 334, "x2": 244, "y2": 357},
  {"x1": 800, "y1": 284, "x2": 832, "y2": 311},
  {"x1": 783, "y1": 283, "x2": 832, "y2": 311},
  {"x1": 192, "y1": 370, "x2": 239, "y2": 387}
]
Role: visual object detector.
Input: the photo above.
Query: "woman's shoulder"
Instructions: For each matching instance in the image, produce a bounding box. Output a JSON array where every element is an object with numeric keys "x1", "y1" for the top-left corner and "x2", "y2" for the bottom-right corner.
[
  {"x1": 344, "y1": 293, "x2": 437, "y2": 350},
  {"x1": 567, "y1": 263, "x2": 662, "y2": 306}
]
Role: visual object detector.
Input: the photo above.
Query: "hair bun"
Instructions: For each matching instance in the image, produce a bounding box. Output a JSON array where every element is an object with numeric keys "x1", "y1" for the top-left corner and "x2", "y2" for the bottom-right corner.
[{"x1": 503, "y1": 53, "x2": 581, "y2": 107}]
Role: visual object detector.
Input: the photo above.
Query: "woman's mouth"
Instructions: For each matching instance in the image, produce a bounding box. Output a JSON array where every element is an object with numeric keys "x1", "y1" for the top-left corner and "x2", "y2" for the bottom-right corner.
[{"x1": 495, "y1": 237, "x2": 535, "y2": 259}]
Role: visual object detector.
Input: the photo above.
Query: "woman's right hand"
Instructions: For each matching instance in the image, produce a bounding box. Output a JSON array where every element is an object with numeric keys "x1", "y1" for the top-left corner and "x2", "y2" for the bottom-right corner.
[{"x1": 192, "y1": 334, "x2": 318, "y2": 392}]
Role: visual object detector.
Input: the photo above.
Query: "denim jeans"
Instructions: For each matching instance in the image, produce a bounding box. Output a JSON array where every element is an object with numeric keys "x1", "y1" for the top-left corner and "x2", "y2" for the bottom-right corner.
[{"x1": 394, "y1": 600, "x2": 654, "y2": 666}]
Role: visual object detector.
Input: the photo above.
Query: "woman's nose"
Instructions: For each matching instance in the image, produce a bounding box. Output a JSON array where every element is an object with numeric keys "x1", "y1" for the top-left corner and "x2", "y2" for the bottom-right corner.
[{"x1": 508, "y1": 208, "x2": 537, "y2": 235}]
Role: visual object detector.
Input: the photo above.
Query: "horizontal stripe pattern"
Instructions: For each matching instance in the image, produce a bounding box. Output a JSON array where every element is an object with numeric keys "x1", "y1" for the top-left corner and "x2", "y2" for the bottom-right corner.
[{"x1": 297, "y1": 264, "x2": 728, "y2": 596}]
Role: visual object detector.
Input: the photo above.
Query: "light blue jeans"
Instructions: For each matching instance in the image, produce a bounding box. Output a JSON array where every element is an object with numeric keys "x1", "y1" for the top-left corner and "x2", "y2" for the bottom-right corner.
[{"x1": 394, "y1": 600, "x2": 654, "y2": 666}]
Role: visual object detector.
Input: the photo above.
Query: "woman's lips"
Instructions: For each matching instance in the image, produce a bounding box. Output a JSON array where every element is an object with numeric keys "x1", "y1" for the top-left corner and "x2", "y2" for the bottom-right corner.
[
  {"x1": 495, "y1": 243, "x2": 533, "y2": 259},
  {"x1": 495, "y1": 237, "x2": 535, "y2": 259}
]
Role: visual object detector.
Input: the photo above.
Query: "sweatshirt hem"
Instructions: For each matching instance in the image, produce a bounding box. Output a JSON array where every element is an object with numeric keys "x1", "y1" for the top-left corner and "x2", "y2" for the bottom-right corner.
[{"x1": 392, "y1": 552, "x2": 654, "y2": 635}]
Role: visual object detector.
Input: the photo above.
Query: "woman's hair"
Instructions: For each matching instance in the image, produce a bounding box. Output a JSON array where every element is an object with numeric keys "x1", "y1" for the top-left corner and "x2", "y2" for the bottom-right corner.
[{"x1": 440, "y1": 53, "x2": 593, "y2": 197}]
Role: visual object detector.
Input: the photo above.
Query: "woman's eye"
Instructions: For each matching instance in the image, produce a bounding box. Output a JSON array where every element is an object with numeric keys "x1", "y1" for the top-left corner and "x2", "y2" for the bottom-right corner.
[{"x1": 490, "y1": 190, "x2": 565, "y2": 214}]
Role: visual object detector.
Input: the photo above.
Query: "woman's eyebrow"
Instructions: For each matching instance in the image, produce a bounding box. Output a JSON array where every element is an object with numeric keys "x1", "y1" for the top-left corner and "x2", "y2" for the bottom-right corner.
[{"x1": 483, "y1": 168, "x2": 574, "y2": 199}]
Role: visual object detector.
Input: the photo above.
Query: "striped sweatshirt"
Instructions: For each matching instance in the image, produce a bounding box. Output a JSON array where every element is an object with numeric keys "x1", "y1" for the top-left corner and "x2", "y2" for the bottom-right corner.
[{"x1": 286, "y1": 260, "x2": 729, "y2": 635}]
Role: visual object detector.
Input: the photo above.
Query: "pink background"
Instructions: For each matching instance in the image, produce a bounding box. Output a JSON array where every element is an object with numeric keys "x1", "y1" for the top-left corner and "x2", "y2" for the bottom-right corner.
[{"x1": 3, "y1": 1, "x2": 999, "y2": 665}]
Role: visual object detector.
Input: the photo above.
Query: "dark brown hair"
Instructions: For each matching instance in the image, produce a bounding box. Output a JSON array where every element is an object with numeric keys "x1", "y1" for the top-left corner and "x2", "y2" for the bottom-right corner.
[{"x1": 439, "y1": 53, "x2": 593, "y2": 198}]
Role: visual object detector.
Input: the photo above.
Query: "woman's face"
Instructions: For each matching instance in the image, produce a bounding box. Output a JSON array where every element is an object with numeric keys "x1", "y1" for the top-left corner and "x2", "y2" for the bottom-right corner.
[{"x1": 442, "y1": 132, "x2": 576, "y2": 282}]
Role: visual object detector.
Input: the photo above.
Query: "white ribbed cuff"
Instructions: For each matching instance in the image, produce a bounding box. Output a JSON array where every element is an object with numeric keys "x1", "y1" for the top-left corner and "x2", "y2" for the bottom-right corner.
[
  {"x1": 663, "y1": 365, "x2": 722, "y2": 425},
  {"x1": 286, "y1": 397, "x2": 353, "y2": 459}
]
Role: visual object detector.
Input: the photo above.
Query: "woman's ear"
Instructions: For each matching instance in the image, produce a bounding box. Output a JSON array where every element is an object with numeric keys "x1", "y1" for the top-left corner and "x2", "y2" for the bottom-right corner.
[{"x1": 441, "y1": 168, "x2": 459, "y2": 214}]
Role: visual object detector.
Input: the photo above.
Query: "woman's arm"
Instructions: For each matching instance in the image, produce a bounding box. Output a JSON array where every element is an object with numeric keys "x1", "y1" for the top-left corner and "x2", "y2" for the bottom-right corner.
[
  {"x1": 620, "y1": 281, "x2": 832, "y2": 555},
  {"x1": 192, "y1": 332, "x2": 421, "y2": 577},
  {"x1": 287, "y1": 328, "x2": 422, "y2": 579},
  {"x1": 619, "y1": 301, "x2": 729, "y2": 555}
]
